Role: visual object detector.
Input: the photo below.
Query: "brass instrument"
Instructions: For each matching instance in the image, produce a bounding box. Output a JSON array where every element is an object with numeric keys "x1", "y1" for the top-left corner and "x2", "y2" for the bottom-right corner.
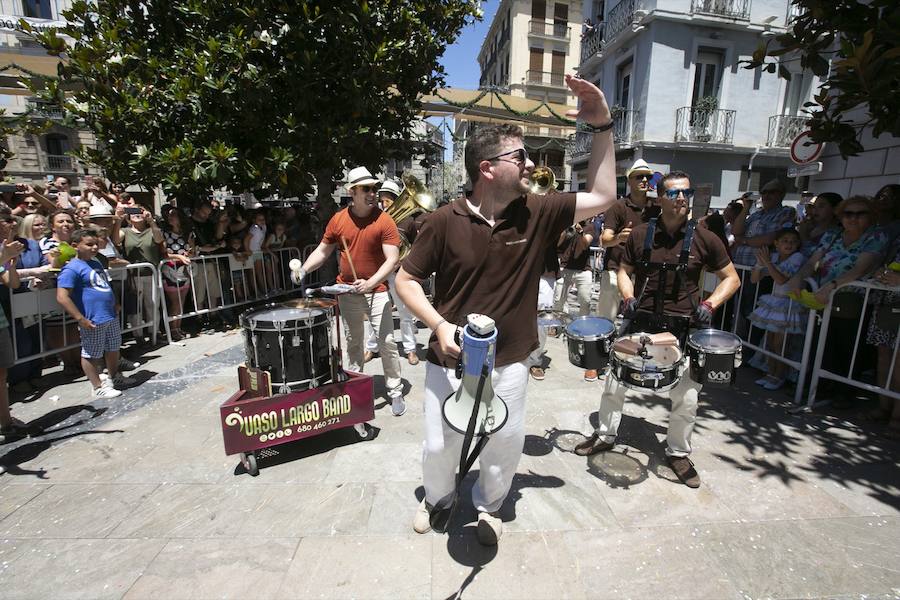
[
  {"x1": 529, "y1": 166, "x2": 557, "y2": 195},
  {"x1": 385, "y1": 172, "x2": 437, "y2": 259}
]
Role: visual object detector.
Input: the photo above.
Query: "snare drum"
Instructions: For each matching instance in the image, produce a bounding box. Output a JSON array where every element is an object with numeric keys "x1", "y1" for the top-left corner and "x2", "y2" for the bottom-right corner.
[
  {"x1": 609, "y1": 333, "x2": 685, "y2": 392},
  {"x1": 565, "y1": 316, "x2": 616, "y2": 370},
  {"x1": 241, "y1": 304, "x2": 333, "y2": 394},
  {"x1": 686, "y1": 329, "x2": 742, "y2": 386},
  {"x1": 537, "y1": 310, "x2": 570, "y2": 337}
]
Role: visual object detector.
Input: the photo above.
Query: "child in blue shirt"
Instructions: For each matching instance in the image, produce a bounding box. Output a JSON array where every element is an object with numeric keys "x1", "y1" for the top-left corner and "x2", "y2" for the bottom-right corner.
[{"x1": 56, "y1": 229, "x2": 125, "y2": 399}]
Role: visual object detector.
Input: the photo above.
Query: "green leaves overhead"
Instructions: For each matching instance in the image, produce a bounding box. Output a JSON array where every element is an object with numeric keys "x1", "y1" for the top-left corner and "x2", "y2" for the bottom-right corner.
[
  {"x1": 23, "y1": 0, "x2": 480, "y2": 199},
  {"x1": 742, "y1": 0, "x2": 900, "y2": 158}
]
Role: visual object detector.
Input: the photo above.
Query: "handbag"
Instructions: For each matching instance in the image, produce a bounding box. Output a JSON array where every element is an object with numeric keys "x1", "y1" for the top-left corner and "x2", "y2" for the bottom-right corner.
[{"x1": 830, "y1": 290, "x2": 865, "y2": 320}]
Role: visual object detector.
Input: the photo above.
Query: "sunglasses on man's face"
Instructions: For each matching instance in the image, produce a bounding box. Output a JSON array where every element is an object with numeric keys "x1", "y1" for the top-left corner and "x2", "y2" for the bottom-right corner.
[
  {"x1": 357, "y1": 185, "x2": 377, "y2": 193},
  {"x1": 24, "y1": 202, "x2": 39, "y2": 207},
  {"x1": 485, "y1": 147, "x2": 529, "y2": 165},
  {"x1": 663, "y1": 188, "x2": 695, "y2": 200},
  {"x1": 841, "y1": 210, "x2": 870, "y2": 218}
]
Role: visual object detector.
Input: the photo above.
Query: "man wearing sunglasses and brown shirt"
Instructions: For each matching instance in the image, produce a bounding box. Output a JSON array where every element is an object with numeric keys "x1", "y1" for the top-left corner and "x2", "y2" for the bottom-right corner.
[{"x1": 396, "y1": 75, "x2": 617, "y2": 545}]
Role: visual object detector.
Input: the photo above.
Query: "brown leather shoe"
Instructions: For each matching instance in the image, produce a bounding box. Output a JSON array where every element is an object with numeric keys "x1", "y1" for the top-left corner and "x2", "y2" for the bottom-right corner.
[
  {"x1": 407, "y1": 352, "x2": 420, "y2": 366},
  {"x1": 573, "y1": 433, "x2": 614, "y2": 456},
  {"x1": 529, "y1": 366, "x2": 545, "y2": 380},
  {"x1": 584, "y1": 369, "x2": 598, "y2": 382},
  {"x1": 667, "y1": 455, "x2": 701, "y2": 488}
]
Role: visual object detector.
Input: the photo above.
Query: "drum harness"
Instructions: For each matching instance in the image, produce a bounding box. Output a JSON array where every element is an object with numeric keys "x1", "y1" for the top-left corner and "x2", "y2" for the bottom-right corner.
[{"x1": 624, "y1": 217, "x2": 698, "y2": 346}]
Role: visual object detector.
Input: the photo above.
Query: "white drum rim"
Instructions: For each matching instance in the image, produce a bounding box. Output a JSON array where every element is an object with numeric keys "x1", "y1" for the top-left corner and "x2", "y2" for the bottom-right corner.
[{"x1": 565, "y1": 316, "x2": 617, "y2": 342}]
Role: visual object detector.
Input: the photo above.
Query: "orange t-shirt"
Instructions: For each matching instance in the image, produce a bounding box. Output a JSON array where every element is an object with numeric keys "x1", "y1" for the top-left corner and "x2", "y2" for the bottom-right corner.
[{"x1": 322, "y1": 207, "x2": 400, "y2": 293}]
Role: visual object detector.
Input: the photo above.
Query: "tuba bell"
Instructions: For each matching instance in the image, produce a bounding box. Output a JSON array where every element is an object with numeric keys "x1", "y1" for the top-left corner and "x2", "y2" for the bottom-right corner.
[
  {"x1": 385, "y1": 172, "x2": 437, "y2": 259},
  {"x1": 529, "y1": 166, "x2": 557, "y2": 195}
]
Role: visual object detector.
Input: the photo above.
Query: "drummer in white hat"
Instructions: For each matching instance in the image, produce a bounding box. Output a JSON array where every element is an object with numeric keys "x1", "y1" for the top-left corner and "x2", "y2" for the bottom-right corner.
[{"x1": 292, "y1": 166, "x2": 407, "y2": 418}]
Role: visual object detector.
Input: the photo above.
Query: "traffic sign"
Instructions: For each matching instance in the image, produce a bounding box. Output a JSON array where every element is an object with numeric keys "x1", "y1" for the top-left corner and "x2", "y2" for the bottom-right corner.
[
  {"x1": 790, "y1": 130, "x2": 824, "y2": 165},
  {"x1": 788, "y1": 162, "x2": 822, "y2": 177}
]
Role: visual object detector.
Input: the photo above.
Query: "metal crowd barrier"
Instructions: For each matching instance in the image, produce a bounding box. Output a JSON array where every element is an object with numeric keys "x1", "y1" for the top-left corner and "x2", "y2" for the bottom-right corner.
[
  {"x1": 157, "y1": 246, "x2": 303, "y2": 344},
  {"x1": 10, "y1": 262, "x2": 159, "y2": 367},
  {"x1": 702, "y1": 264, "x2": 819, "y2": 405},
  {"x1": 806, "y1": 280, "x2": 900, "y2": 408}
]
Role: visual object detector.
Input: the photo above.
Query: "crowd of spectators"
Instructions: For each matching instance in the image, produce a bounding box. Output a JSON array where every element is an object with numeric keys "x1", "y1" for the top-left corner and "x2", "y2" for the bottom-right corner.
[{"x1": 0, "y1": 175, "x2": 322, "y2": 441}]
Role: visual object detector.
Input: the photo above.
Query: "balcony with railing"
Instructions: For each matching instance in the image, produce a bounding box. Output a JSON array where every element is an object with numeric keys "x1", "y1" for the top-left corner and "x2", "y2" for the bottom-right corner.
[
  {"x1": 570, "y1": 108, "x2": 640, "y2": 161},
  {"x1": 528, "y1": 19, "x2": 571, "y2": 40},
  {"x1": 605, "y1": 0, "x2": 639, "y2": 43},
  {"x1": 579, "y1": 24, "x2": 605, "y2": 65},
  {"x1": 45, "y1": 154, "x2": 76, "y2": 172},
  {"x1": 690, "y1": 0, "x2": 751, "y2": 20},
  {"x1": 674, "y1": 107, "x2": 736, "y2": 144},
  {"x1": 26, "y1": 100, "x2": 65, "y2": 120},
  {"x1": 767, "y1": 114, "x2": 807, "y2": 147},
  {"x1": 526, "y1": 70, "x2": 566, "y2": 88}
]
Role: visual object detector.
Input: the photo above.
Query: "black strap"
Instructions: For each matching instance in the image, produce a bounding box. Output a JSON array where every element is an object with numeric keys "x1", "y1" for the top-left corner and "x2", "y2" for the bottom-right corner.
[
  {"x1": 676, "y1": 220, "x2": 699, "y2": 313},
  {"x1": 429, "y1": 365, "x2": 491, "y2": 533}
]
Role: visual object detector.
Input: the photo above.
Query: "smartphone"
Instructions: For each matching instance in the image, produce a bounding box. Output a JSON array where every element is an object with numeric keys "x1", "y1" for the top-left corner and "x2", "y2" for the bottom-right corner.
[
  {"x1": 46, "y1": 174, "x2": 54, "y2": 184},
  {"x1": 124, "y1": 206, "x2": 143, "y2": 215},
  {"x1": 84, "y1": 175, "x2": 94, "y2": 188}
]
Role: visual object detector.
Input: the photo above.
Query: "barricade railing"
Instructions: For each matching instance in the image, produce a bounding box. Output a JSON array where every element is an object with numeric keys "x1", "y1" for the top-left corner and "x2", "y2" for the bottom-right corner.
[
  {"x1": 702, "y1": 264, "x2": 819, "y2": 405},
  {"x1": 807, "y1": 280, "x2": 900, "y2": 407},
  {"x1": 10, "y1": 262, "x2": 159, "y2": 367},
  {"x1": 158, "y1": 246, "x2": 303, "y2": 344},
  {"x1": 301, "y1": 244, "x2": 322, "y2": 287}
]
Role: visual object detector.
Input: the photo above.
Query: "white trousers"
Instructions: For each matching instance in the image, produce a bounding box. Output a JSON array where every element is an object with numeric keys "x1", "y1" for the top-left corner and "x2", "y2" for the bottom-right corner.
[
  {"x1": 365, "y1": 272, "x2": 417, "y2": 355},
  {"x1": 593, "y1": 361, "x2": 703, "y2": 457},
  {"x1": 528, "y1": 275, "x2": 557, "y2": 367},
  {"x1": 593, "y1": 269, "x2": 621, "y2": 321},
  {"x1": 422, "y1": 361, "x2": 528, "y2": 513},
  {"x1": 553, "y1": 269, "x2": 592, "y2": 316},
  {"x1": 338, "y1": 291, "x2": 403, "y2": 398}
]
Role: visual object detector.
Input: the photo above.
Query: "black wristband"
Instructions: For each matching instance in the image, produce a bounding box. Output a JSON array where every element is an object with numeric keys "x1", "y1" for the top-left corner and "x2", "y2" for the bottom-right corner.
[{"x1": 579, "y1": 120, "x2": 615, "y2": 133}]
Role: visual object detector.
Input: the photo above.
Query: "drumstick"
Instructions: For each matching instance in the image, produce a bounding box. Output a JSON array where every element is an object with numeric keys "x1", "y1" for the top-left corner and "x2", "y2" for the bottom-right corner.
[{"x1": 340, "y1": 236, "x2": 359, "y2": 281}]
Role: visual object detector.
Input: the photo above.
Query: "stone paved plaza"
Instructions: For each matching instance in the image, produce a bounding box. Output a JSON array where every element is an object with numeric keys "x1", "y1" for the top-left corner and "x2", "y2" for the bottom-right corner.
[{"x1": 0, "y1": 323, "x2": 898, "y2": 600}]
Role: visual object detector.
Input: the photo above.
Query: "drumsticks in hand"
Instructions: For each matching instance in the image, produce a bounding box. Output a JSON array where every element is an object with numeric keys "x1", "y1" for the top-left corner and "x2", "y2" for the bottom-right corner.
[{"x1": 340, "y1": 236, "x2": 359, "y2": 281}]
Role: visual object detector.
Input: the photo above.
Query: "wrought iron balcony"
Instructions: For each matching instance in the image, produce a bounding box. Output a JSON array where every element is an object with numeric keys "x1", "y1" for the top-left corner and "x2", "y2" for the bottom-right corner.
[
  {"x1": 767, "y1": 114, "x2": 807, "y2": 147},
  {"x1": 526, "y1": 70, "x2": 566, "y2": 88},
  {"x1": 606, "y1": 0, "x2": 639, "y2": 42},
  {"x1": 675, "y1": 107, "x2": 736, "y2": 144},
  {"x1": 26, "y1": 100, "x2": 65, "y2": 120},
  {"x1": 580, "y1": 24, "x2": 605, "y2": 65},
  {"x1": 690, "y1": 0, "x2": 751, "y2": 20},
  {"x1": 528, "y1": 19, "x2": 571, "y2": 39},
  {"x1": 45, "y1": 154, "x2": 75, "y2": 172},
  {"x1": 611, "y1": 107, "x2": 639, "y2": 144}
]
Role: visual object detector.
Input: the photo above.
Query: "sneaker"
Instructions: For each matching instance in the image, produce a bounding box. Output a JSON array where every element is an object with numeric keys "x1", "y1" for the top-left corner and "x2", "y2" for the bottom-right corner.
[
  {"x1": 92, "y1": 385, "x2": 122, "y2": 399},
  {"x1": 667, "y1": 455, "x2": 701, "y2": 488},
  {"x1": 118, "y1": 358, "x2": 140, "y2": 371},
  {"x1": 413, "y1": 499, "x2": 432, "y2": 534},
  {"x1": 112, "y1": 373, "x2": 137, "y2": 389},
  {"x1": 476, "y1": 511, "x2": 502, "y2": 546},
  {"x1": 573, "y1": 433, "x2": 615, "y2": 456},
  {"x1": 391, "y1": 396, "x2": 407, "y2": 417},
  {"x1": 584, "y1": 369, "x2": 598, "y2": 382},
  {"x1": 407, "y1": 351, "x2": 420, "y2": 366},
  {"x1": 529, "y1": 366, "x2": 545, "y2": 381},
  {"x1": 762, "y1": 377, "x2": 786, "y2": 391}
]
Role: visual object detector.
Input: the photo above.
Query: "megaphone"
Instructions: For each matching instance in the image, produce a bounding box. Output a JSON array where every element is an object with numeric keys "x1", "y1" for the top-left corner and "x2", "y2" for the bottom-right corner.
[{"x1": 442, "y1": 314, "x2": 508, "y2": 436}]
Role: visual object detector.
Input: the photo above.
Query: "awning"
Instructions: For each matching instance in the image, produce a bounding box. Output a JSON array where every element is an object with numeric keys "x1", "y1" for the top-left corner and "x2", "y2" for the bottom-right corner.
[
  {"x1": 420, "y1": 87, "x2": 577, "y2": 127},
  {"x1": 0, "y1": 51, "x2": 62, "y2": 77}
]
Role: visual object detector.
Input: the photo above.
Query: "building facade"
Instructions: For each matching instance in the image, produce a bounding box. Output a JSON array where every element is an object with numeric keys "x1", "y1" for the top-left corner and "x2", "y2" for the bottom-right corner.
[
  {"x1": 476, "y1": 0, "x2": 584, "y2": 187},
  {"x1": 1, "y1": 0, "x2": 102, "y2": 189},
  {"x1": 571, "y1": 0, "x2": 814, "y2": 208}
]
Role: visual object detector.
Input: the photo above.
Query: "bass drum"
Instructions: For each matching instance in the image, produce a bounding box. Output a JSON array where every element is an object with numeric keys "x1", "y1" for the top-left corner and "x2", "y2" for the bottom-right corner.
[
  {"x1": 565, "y1": 316, "x2": 616, "y2": 370},
  {"x1": 241, "y1": 304, "x2": 333, "y2": 394},
  {"x1": 686, "y1": 329, "x2": 742, "y2": 386},
  {"x1": 609, "y1": 333, "x2": 685, "y2": 393}
]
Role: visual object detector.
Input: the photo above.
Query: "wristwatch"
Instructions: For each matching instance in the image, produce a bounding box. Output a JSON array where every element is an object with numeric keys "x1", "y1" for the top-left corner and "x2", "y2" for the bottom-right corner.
[{"x1": 578, "y1": 120, "x2": 615, "y2": 133}]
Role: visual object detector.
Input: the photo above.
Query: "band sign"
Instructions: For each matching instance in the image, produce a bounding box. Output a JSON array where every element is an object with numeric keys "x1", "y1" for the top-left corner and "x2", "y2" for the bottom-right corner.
[
  {"x1": 219, "y1": 373, "x2": 374, "y2": 455},
  {"x1": 790, "y1": 131, "x2": 824, "y2": 165}
]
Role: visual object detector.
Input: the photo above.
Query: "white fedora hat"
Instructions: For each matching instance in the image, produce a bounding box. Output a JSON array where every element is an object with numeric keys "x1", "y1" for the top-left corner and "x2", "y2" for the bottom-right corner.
[
  {"x1": 378, "y1": 180, "x2": 402, "y2": 197},
  {"x1": 346, "y1": 167, "x2": 379, "y2": 189}
]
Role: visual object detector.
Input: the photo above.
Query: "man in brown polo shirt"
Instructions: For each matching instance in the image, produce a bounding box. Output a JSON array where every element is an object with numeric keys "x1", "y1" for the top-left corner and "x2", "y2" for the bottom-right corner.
[
  {"x1": 395, "y1": 74, "x2": 617, "y2": 545},
  {"x1": 574, "y1": 171, "x2": 740, "y2": 489}
]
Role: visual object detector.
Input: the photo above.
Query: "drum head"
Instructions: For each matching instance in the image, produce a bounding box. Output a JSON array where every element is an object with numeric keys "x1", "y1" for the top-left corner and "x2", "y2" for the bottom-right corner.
[
  {"x1": 241, "y1": 306, "x2": 324, "y2": 329},
  {"x1": 537, "y1": 310, "x2": 571, "y2": 329},
  {"x1": 565, "y1": 316, "x2": 616, "y2": 341},
  {"x1": 688, "y1": 328, "x2": 741, "y2": 354},
  {"x1": 612, "y1": 333, "x2": 683, "y2": 368}
]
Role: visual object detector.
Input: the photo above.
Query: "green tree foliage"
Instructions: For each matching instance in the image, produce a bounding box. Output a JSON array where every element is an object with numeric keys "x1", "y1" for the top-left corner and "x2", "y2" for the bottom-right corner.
[
  {"x1": 23, "y1": 0, "x2": 480, "y2": 205},
  {"x1": 744, "y1": 0, "x2": 900, "y2": 157}
]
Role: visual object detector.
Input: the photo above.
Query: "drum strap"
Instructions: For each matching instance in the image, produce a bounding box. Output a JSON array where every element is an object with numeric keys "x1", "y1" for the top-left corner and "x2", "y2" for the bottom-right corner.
[{"x1": 635, "y1": 218, "x2": 697, "y2": 316}]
